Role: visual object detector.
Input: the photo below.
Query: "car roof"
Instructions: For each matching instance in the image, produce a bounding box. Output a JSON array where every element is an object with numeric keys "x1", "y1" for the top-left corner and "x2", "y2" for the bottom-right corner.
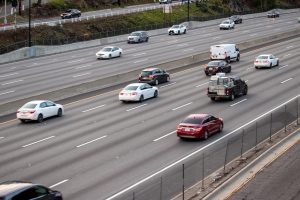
[
  {"x1": 103, "y1": 46, "x2": 116, "y2": 48},
  {"x1": 257, "y1": 54, "x2": 272, "y2": 57},
  {"x1": 24, "y1": 100, "x2": 47, "y2": 104},
  {"x1": 126, "y1": 83, "x2": 147, "y2": 87},
  {"x1": 186, "y1": 114, "x2": 209, "y2": 120},
  {"x1": 0, "y1": 181, "x2": 35, "y2": 196},
  {"x1": 142, "y1": 68, "x2": 160, "y2": 71}
]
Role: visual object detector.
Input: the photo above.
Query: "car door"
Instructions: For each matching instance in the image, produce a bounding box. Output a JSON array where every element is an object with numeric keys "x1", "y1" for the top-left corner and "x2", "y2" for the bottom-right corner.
[
  {"x1": 39, "y1": 102, "x2": 50, "y2": 118},
  {"x1": 270, "y1": 55, "x2": 276, "y2": 65},
  {"x1": 209, "y1": 116, "x2": 220, "y2": 133},
  {"x1": 154, "y1": 69, "x2": 163, "y2": 83},
  {"x1": 162, "y1": 70, "x2": 168, "y2": 82},
  {"x1": 202, "y1": 117, "x2": 213, "y2": 135},
  {"x1": 46, "y1": 101, "x2": 57, "y2": 117},
  {"x1": 112, "y1": 47, "x2": 117, "y2": 57}
]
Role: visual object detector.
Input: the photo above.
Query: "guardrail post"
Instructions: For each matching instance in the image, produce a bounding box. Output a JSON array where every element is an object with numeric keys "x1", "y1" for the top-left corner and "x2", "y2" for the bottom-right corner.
[
  {"x1": 160, "y1": 176, "x2": 163, "y2": 200},
  {"x1": 285, "y1": 104, "x2": 287, "y2": 133},
  {"x1": 223, "y1": 140, "x2": 229, "y2": 174},
  {"x1": 182, "y1": 164, "x2": 185, "y2": 200},
  {"x1": 201, "y1": 153, "x2": 205, "y2": 190},
  {"x1": 269, "y1": 113, "x2": 273, "y2": 141},
  {"x1": 240, "y1": 129, "x2": 244, "y2": 158}
]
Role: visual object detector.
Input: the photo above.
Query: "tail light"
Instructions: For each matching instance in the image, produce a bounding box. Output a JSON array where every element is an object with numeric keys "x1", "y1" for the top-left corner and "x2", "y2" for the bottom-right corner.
[
  {"x1": 17, "y1": 110, "x2": 20, "y2": 113},
  {"x1": 196, "y1": 127, "x2": 202, "y2": 132},
  {"x1": 119, "y1": 92, "x2": 124, "y2": 95},
  {"x1": 149, "y1": 75, "x2": 155, "y2": 79},
  {"x1": 263, "y1": 60, "x2": 269, "y2": 63},
  {"x1": 225, "y1": 88, "x2": 230, "y2": 95},
  {"x1": 131, "y1": 92, "x2": 137, "y2": 96},
  {"x1": 29, "y1": 110, "x2": 36, "y2": 114}
]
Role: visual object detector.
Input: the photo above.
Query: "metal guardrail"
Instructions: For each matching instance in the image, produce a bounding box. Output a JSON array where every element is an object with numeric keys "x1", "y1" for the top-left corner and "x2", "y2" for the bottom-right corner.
[{"x1": 106, "y1": 95, "x2": 300, "y2": 200}]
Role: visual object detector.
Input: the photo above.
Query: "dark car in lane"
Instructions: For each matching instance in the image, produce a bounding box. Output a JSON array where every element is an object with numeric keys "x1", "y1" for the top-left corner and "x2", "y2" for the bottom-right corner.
[
  {"x1": 267, "y1": 9, "x2": 280, "y2": 18},
  {"x1": 177, "y1": 114, "x2": 223, "y2": 140},
  {"x1": 138, "y1": 68, "x2": 170, "y2": 85},
  {"x1": 229, "y1": 15, "x2": 243, "y2": 24},
  {"x1": 0, "y1": 181, "x2": 63, "y2": 200},
  {"x1": 204, "y1": 60, "x2": 231, "y2": 76},
  {"x1": 61, "y1": 9, "x2": 81, "y2": 19}
]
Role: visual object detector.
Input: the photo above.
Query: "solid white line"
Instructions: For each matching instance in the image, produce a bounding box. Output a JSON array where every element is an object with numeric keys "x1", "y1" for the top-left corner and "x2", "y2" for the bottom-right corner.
[
  {"x1": 106, "y1": 94, "x2": 300, "y2": 200},
  {"x1": 281, "y1": 78, "x2": 293, "y2": 84},
  {"x1": 49, "y1": 179, "x2": 69, "y2": 188},
  {"x1": 2, "y1": 80, "x2": 23, "y2": 85},
  {"x1": 82, "y1": 104, "x2": 105, "y2": 113},
  {"x1": 134, "y1": 59, "x2": 148, "y2": 63},
  {"x1": 0, "y1": 90, "x2": 15, "y2": 96},
  {"x1": 214, "y1": 36, "x2": 220, "y2": 39},
  {"x1": 177, "y1": 43, "x2": 188, "y2": 47},
  {"x1": 153, "y1": 131, "x2": 176, "y2": 142},
  {"x1": 73, "y1": 73, "x2": 90, "y2": 78},
  {"x1": 183, "y1": 48, "x2": 194, "y2": 52},
  {"x1": 286, "y1": 46, "x2": 293, "y2": 49},
  {"x1": 0, "y1": 73, "x2": 18, "y2": 78},
  {"x1": 160, "y1": 82, "x2": 177, "y2": 88},
  {"x1": 279, "y1": 65, "x2": 288, "y2": 69},
  {"x1": 22, "y1": 136, "x2": 55, "y2": 148},
  {"x1": 172, "y1": 102, "x2": 192, "y2": 111},
  {"x1": 76, "y1": 64, "x2": 92, "y2": 69},
  {"x1": 125, "y1": 48, "x2": 136, "y2": 52},
  {"x1": 230, "y1": 99, "x2": 247, "y2": 107},
  {"x1": 195, "y1": 82, "x2": 209, "y2": 87},
  {"x1": 133, "y1": 53, "x2": 146, "y2": 57},
  {"x1": 68, "y1": 59, "x2": 84, "y2": 63},
  {"x1": 126, "y1": 104, "x2": 147, "y2": 112},
  {"x1": 0, "y1": 137, "x2": 4, "y2": 140},
  {"x1": 243, "y1": 30, "x2": 250, "y2": 33},
  {"x1": 76, "y1": 135, "x2": 107, "y2": 148},
  {"x1": 283, "y1": 54, "x2": 291, "y2": 57}
]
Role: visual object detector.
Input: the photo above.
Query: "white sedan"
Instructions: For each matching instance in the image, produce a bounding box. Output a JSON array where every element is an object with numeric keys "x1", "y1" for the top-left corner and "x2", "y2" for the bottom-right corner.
[
  {"x1": 219, "y1": 20, "x2": 235, "y2": 30},
  {"x1": 168, "y1": 24, "x2": 187, "y2": 35},
  {"x1": 17, "y1": 100, "x2": 64, "y2": 123},
  {"x1": 254, "y1": 54, "x2": 279, "y2": 69},
  {"x1": 96, "y1": 46, "x2": 123, "y2": 59},
  {"x1": 119, "y1": 83, "x2": 158, "y2": 102}
]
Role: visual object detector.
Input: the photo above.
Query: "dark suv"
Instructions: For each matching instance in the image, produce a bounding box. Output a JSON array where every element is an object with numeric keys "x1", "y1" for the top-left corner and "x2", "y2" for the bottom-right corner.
[
  {"x1": 138, "y1": 68, "x2": 170, "y2": 85},
  {"x1": 204, "y1": 60, "x2": 231, "y2": 76},
  {"x1": 229, "y1": 15, "x2": 242, "y2": 24},
  {"x1": 61, "y1": 9, "x2": 81, "y2": 19},
  {"x1": 0, "y1": 181, "x2": 63, "y2": 200}
]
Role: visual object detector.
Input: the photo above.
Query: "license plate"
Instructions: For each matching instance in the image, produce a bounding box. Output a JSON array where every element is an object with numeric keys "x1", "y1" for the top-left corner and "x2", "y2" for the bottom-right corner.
[
  {"x1": 185, "y1": 128, "x2": 190, "y2": 131},
  {"x1": 209, "y1": 68, "x2": 213, "y2": 71}
]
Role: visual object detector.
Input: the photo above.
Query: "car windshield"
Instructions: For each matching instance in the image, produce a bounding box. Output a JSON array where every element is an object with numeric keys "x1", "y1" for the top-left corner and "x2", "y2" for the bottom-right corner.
[
  {"x1": 222, "y1": 21, "x2": 229, "y2": 24},
  {"x1": 141, "y1": 71, "x2": 152, "y2": 76},
  {"x1": 182, "y1": 117, "x2": 204, "y2": 125},
  {"x1": 102, "y1": 47, "x2": 112, "y2": 52},
  {"x1": 131, "y1": 32, "x2": 141, "y2": 36},
  {"x1": 207, "y1": 61, "x2": 220, "y2": 67},
  {"x1": 172, "y1": 25, "x2": 179, "y2": 28},
  {"x1": 22, "y1": 103, "x2": 37, "y2": 109},
  {"x1": 124, "y1": 86, "x2": 138, "y2": 91},
  {"x1": 257, "y1": 55, "x2": 269, "y2": 59},
  {"x1": 66, "y1": 10, "x2": 72, "y2": 13}
]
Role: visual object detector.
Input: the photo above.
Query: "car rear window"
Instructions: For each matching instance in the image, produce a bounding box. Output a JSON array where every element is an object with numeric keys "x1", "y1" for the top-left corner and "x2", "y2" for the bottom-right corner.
[
  {"x1": 172, "y1": 25, "x2": 179, "y2": 28},
  {"x1": 222, "y1": 21, "x2": 229, "y2": 24},
  {"x1": 131, "y1": 32, "x2": 141, "y2": 36},
  {"x1": 102, "y1": 48, "x2": 112, "y2": 52},
  {"x1": 124, "y1": 86, "x2": 138, "y2": 91},
  {"x1": 141, "y1": 71, "x2": 153, "y2": 76},
  {"x1": 22, "y1": 103, "x2": 37, "y2": 109},
  {"x1": 182, "y1": 117, "x2": 204, "y2": 125},
  {"x1": 207, "y1": 61, "x2": 220, "y2": 67},
  {"x1": 257, "y1": 55, "x2": 269, "y2": 59}
]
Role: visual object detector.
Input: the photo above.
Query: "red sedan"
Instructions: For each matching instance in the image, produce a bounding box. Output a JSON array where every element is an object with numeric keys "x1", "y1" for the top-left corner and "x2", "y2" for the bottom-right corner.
[{"x1": 177, "y1": 114, "x2": 223, "y2": 139}]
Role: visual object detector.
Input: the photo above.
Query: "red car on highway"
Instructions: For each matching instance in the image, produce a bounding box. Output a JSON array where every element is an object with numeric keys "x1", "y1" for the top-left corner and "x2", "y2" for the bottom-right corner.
[{"x1": 177, "y1": 114, "x2": 223, "y2": 139}]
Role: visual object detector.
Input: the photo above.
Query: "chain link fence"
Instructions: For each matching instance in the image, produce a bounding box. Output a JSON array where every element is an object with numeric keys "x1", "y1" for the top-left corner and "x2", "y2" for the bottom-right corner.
[{"x1": 107, "y1": 96, "x2": 300, "y2": 200}]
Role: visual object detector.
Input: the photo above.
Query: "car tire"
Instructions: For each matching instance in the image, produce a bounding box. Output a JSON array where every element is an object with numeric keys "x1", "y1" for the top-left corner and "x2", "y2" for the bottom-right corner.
[
  {"x1": 183, "y1": 29, "x2": 186, "y2": 34},
  {"x1": 277, "y1": 60, "x2": 279, "y2": 66},
  {"x1": 154, "y1": 79, "x2": 159, "y2": 85},
  {"x1": 228, "y1": 67, "x2": 231, "y2": 73},
  {"x1": 204, "y1": 131, "x2": 208, "y2": 140},
  {"x1": 243, "y1": 86, "x2": 248, "y2": 95},
  {"x1": 37, "y1": 114, "x2": 43, "y2": 123},
  {"x1": 20, "y1": 119, "x2": 26, "y2": 123},
  {"x1": 119, "y1": 52, "x2": 122, "y2": 57},
  {"x1": 270, "y1": 63, "x2": 272, "y2": 68},
  {"x1": 146, "y1": 37, "x2": 149, "y2": 42},
  {"x1": 255, "y1": 66, "x2": 258, "y2": 69},
  {"x1": 219, "y1": 123, "x2": 223, "y2": 132},
  {"x1": 211, "y1": 97, "x2": 216, "y2": 101},
  {"x1": 139, "y1": 95, "x2": 144, "y2": 102},
  {"x1": 109, "y1": 54, "x2": 112, "y2": 59},
  {"x1": 57, "y1": 108, "x2": 63, "y2": 117},
  {"x1": 236, "y1": 54, "x2": 240, "y2": 62},
  {"x1": 153, "y1": 90, "x2": 158, "y2": 98},
  {"x1": 230, "y1": 93, "x2": 235, "y2": 101},
  {"x1": 178, "y1": 30, "x2": 180, "y2": 35}
]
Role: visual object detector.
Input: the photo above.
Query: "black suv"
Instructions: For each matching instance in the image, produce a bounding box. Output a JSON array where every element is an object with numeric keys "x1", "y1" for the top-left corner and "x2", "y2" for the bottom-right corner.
[
  {"x1": 229, "y1": 15, "x2": 242, "y2": 24},
  {"x1": 204, "y1": 60, "x2": 231, "y2": 76},
  {"x1": 0, "y1": 181, "x2": 63, "y2": 200},
  {"x1": 61, "y1": 9, "x2": 81, "y2": 19},
  {"x1": 138, "y1": 68, "x2": 170, "y2": 85}
]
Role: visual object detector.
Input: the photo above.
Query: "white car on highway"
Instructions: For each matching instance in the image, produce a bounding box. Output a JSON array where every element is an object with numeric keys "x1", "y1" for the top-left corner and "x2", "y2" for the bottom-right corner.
[
  {"x1": 254, "y1": 54, "x2": 279, "y2": 69},
  {"x1": 17, "y1": 100, "x2": 64, "y2": 123},
  {"x1": 119, "y1": 83, "x2": 158, "y2": 102},
  {"x1": 219, "y1": 19, "x2": 235, "y2": 30},
  {"x1": 168, "y1": 24, "x2": 187, "y2": 35},
  {"x1": 96, "y1": 46, "x2": 123, "y2": 59}
]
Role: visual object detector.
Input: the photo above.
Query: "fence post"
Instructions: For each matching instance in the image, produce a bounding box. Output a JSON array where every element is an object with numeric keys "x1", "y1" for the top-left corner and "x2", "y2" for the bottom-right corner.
[
  {"x1": 160, "y1": 176, "x2": 163, "y2": 200},
  {"x1": 182, "y1": 164, "x2": 185, "y2": 200},
  {"x1": 269, "y1": 113, "x2": 272, "y2": 141},
  {"x1": 255, "y1": 122, "x2": 258, "y2": 151},
  {"x1": 223, "y1": 140, "x2": 229, "y2": 174},
  {"x1": 202, "y1": 153, "x2": 205, "y2": 190},
  {"x1": 285, "y1": 105, "x2": 287, "y2": 133},
  {"x1": 240, "y1": 129, "x2": 244, "y2": 158}
]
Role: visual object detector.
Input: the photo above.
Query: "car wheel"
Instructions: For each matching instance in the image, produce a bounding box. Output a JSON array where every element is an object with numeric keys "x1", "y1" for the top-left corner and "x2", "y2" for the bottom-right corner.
[
  {"x1": 236, "y1": 54, "x2": 240, "y2": 62},
  {"x1": 57, "y1": 108, "x2": 63, "y2": 117},
  {"x1": 20, "y1": 119, "x2": 26, "y2": 123},
  {"x1": 146, "y1": 37, "x2": 149, "y2": 42},
  {"x1": 255, "y1": 66, "x2": 258, "y2": 69},
  {"x1": 277, "y1": 60, "x2": 279, "y2": 66},
  {"x1": 228, "y1": 66, "x2": 231, "y2": 73},
  {"x1": 204, "y1": 131, "x2": 208, "y2": 140},
  {"x1": 270, "y1": 63, "x2": 272, "y2": 68},
  {"x1": 109, "y1": 54, "x2": 112, "y2": 59},
  {"x1": 183, "y1": 29, "x2": 186, "y2": 34},
  {"x1": 219, "y1": 123, "x2": 223, "y2": 132},
  {"x1": 211, "y1": 97, "x2": 216, "y2": 101},
  {"x1": 153, "y1": 90, "x2": 158, "y2": 98},
  {"x1": 37, "y1": 114, "x2": 43, "y2": 123},
  {"x1": 166, "y1": 76, "x2": 170, "y2": 82},
  {"x1": 154, "y1": 79, "x2": 159, "y2": 85},
  {"x1": 119, "y1": 52, "x2": 122, "y2": 57},
  {"x1": 243, "y1": 86, "x2": 248, "y2": 95},
  {"x1": 139, "y1": 95, "x2": 144, "y2": 102},
  {"x1": 178, "y1": 30, "x2": 180, "y2": 35},
  {"x1": 230, "y1": 93, "x2": 235, "y2": 101}
]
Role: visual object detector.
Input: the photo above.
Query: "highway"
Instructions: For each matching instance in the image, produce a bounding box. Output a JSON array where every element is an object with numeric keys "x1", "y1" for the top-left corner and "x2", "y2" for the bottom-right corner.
[
  {"x1": 0, "y1": 34, "x2": 299, "y2": 199},
  {"x1": 0, "y1": 11, "x2": 299, "y2": 107}
]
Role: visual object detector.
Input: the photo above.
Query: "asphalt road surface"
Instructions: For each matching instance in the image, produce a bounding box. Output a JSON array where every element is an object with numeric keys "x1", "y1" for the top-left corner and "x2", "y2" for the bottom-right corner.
[
  {"x1": 0, "y1": 35, "x2": 300, "y2": 199},
  {"x1": 0, "y1": 11, "x2": 299, "y2": 106}
]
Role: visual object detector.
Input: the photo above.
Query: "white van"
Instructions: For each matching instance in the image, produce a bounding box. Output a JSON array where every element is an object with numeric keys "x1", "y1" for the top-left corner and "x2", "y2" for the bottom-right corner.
[{"x1": 210, "y1": 44, "x2": 240, "y2": 62}]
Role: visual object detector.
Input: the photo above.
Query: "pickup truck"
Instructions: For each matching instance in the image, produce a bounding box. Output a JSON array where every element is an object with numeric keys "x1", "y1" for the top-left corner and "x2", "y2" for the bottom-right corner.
[{"x1": 207, "y1": 73, "x2": 247, "y2": 101}]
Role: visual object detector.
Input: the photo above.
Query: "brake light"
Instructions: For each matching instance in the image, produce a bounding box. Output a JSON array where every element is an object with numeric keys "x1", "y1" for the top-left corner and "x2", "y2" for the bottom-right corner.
[
  {"x1": 196, "y1": 127, "x2": 202, "y2": 132},
  {"x1": 29, "y1": 110, "x2": 36, "y2": 114},
  {"x1": 119, "y1": 92, "x2": 124, "y2": 95},
  {"x1": 263, "y1": 60, "x2": 269, "y2": 63},
  {"x1": 225, "y1": 88, "x2": 230, "y2": 95},
  {"x1": 17, "y1": 110, "x2": 20, "y2": 113},
  {"x1": 149, "y1": 75, "x2": 155, "y2": 79},
  {"x1": 131, "y1": 92, "x2": 137, "y2": 96}
]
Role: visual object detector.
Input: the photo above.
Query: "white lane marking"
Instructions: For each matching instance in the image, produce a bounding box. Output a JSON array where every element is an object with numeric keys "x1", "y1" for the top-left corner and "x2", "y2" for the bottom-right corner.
[
  {"x1": 167, "y1": 39, "x2": 178, "y2": 44},
  {"x1": 68, "y1": 59, "x2": 84, "y2": 64},
  {"x1": 134, "y1": 59, "x2": 148, "y2": 63},
  {"x1": 22, "y1": 136, "x2": 55, "y2": 148},
  {"x1": 0, "y1": 137, "x2": 4, "y2": 140},
  {"x1": 214, "y1": 36, "x2": 220, "y2": 39},
  {"x1": 106, "y1": 94, "x2": 300, "y2": 200},
  {"x1": 126, "y1": 104, "x2": 147, "y2": 112},
  {"x1": 132, "y1": 53, "x2": 146, "y2": 57},
  {"x1": 73, "y1": 73, "x2": 90, "y2": 78},
  {"x1": 160, "y1": 82, "x2": 177, "y2": 88},
  {"x1": 153, "y1": 131, "x2": 176, "y2": 142},
  {"x1": 195, "y1": 82, "x2": 209, "y2": 88},
  {"x1": 286, "y1": 46, "x2": 293, "y2": 49},
  {"x1": 177, "y1": 43, "x2": 188, "y2": 47},
  {"x1": 283, "y1": 54, "x2": 291, "y2": 57},
  {"x1": 82, "y1": 104, "x2": 105, "y2": 113},
  {"x1": 76, "y1": 135, "x2": 107, "y2": 148},
  {"x1": 49, "y1": 179, "x2": 69, "y2": 188},
  {"x1": 172, "y1": 102, "x2": 192, "y2": 111},
  {"x1": 281, "y1": 78, "x2": 293, "y2": 84},
  {"x1": 230, "y1": 99, "x2": 247, "y2": 107},
  {"x1": 183, "y1": 48, "x2": 194, "y2": 52},
  {"x1": 279, "y1": 65, "x2": 288, "y2": 69},
  {"x1": 125, "y1": 48, "x2": 136, "y2": 52},
  {"x1": 243, "y1": 30, "x2": 250, "y2": 33},
  {"x1": 0, "y1": 73, "x2": 18, "y2": 78},
  {"x1": 245, "y1": 80, "x2": 249, "y2": 83},
  {"x1": 250, "y1": 33, "x2": 257, "y2": 37},
  {"x1": 75, "y1": 64, "x2": 92, "y2": 69},
  {"x1": 1, "y1": 79, "x2": 23, "y2": 85},
  {"x1": 247, "y1": 66, "x2": 255, "y2": 70},
  {"x1": 0, "y1": 90, "x2": 15, "y2": 96}
]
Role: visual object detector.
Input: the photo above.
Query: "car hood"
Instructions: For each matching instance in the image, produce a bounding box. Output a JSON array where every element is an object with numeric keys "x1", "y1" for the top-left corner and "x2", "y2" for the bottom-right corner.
[{"x1": 96, "y1": 50, "x2": 109, "y2": 54}]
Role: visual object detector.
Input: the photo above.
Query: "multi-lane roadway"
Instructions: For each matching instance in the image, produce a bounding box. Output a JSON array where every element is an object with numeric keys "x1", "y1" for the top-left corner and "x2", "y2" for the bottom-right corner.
[{"x1": 0, "y1": 9, "x2": 300, "y2": 200}]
